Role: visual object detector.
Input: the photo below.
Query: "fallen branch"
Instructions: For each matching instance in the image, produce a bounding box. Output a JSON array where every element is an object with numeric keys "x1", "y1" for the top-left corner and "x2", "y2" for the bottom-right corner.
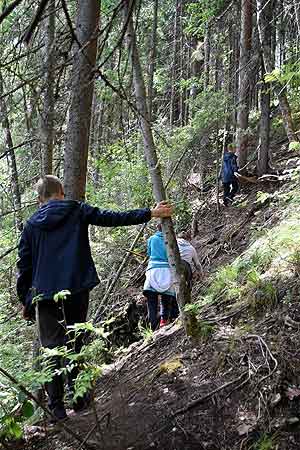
[
  {"x1": 173, "y1": 370, "x2": 248, "y2": 416},
  {"x1": 244, "y1": 334, "x2": 278, "y2": 385}
]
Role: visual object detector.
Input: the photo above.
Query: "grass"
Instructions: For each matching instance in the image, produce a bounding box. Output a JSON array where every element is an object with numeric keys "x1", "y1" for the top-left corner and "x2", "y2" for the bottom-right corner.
[{"x1": 194, "y1": 202, "x2": 300, "y2": 315}]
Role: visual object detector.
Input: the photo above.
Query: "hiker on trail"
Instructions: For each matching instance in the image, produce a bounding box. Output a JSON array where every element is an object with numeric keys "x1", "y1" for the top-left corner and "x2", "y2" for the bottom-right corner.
[
  {"x1": 177, "y1": 231, "x2": 202, "y2": 288},
  {"x1": 16, "y1": 175, "x2": 172, "y2": 422},
  {"x1": 222, "y1": 143, "x2": 239, "y2": 206},
  {"x1": 143, "y1": 224, "x2": 178, "y2": 331}
]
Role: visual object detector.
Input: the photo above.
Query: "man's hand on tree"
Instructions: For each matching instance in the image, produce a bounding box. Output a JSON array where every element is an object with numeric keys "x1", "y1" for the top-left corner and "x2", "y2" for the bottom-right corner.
[{"x1": 151, "y1": 201, "x2": 173, "y2": 218}]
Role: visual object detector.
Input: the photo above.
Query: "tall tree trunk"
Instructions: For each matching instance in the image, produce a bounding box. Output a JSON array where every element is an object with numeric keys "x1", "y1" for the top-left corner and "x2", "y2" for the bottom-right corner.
[
  {"x1": 203, "y1": 25, "x2": 210, "y2": 89},
  {"x1": 64, "y1": 0, "x2": 100, "y2": 200},
  {"x1": 169, "y1": 0, "x2": 180, "y2": 127},
  {"x1": 147, "y1": 0, "x2": 158, "y2": 122},
  {"x1": 236, "y1": 0, "x2": 253, "y2": 169},
  {"x1": 257, "y1": 66, "x2": 271, "y2": 176},
  {"x1": 40, "y1": 0, "x2": 56, "y2": 175},
  {"x1": 294, "y1": 0, "x2": 300, "y2": 36},
  {"x1": 0, "y1": 72, "x2": 22, "y2": 231},
  {"x1": 257, "y1": 0, "x2": 299, "y2": 143},
  {"x1": 124, "y1": 0, "x2": 197, "y2": 336}
]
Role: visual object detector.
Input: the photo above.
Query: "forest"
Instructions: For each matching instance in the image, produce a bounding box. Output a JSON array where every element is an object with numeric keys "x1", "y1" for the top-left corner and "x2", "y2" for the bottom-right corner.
[{"x1": 1, "y1": 0, "x2": 300, "y2": 449}]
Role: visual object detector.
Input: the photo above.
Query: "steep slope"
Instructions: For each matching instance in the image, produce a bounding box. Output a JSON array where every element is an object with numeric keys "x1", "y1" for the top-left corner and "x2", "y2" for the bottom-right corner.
[{"x1": 22, "y1": 145, "x2": 300, "y2": 450}]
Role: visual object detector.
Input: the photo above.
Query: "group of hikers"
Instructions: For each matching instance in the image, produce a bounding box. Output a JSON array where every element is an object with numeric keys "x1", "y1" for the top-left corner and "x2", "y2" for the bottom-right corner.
[{"x1": 15, "y1": 143, "x2": 239, "y2": 422}]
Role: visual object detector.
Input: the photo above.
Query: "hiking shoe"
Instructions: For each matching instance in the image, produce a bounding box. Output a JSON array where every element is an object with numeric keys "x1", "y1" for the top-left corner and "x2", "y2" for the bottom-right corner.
[
  {"x1": 73, "y1": 392, "x2": 91, "y2": 413},
  {"x1": 49, "y1": 404, "x2": 68, "y2": 423},
  {"x1": 160, "y1": 319, "x2": 168, "y2": 328}
]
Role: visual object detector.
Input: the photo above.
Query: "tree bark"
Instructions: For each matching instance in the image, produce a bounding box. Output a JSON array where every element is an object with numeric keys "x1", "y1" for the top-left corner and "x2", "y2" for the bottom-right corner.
[
  {"x1": 40, "y1": 0, "x2": 56, "y2": 175},
  {"x1": 169, "y1": 0, "x2": 180, "y2": 127},
  {"x1": 64, "y1": 0, "x2": 100, "y2": 201},
  {"x1": 124, "y1": 0, "x2": 197, "y2": 336},
  {"x1": 257, "y1": 70, "x2": 271, "y2": 176},
  {"x1": 0, "y1": 72, "x2": 22, "y2": 231},
  {"x1": 294, "y1": 0, "x2": 300, "y2": 36},
  {"x1": 257, "y1": 0, "x2": 299, "y2": 143},
  {"x1": 236, "y1": 0, "x2": 253, "y2": 169},
  {"x1": 203, "y1": 25, "x2": 210, "y2": 89},
  {"x1": 147, "y1": 0, "x2": 158, "y2": 122}
]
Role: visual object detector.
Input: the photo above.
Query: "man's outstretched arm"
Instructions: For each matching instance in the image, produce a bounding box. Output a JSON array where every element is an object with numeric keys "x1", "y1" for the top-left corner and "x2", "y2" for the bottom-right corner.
[{"x1": 81, "y1": 201, "x2": 173, "y2": 227}]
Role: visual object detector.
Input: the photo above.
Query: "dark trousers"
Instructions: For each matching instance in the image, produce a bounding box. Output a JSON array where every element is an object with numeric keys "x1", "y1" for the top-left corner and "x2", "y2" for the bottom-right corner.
[
  {"x1": 36, "y1": 291, "x2": 89, "y2": 409},
  {"x1": 223, "y1": 178, "x2": 239, "y2": 204},
  {"x1": 144, "y1": 291, "x2": 179, "y2": 331}
]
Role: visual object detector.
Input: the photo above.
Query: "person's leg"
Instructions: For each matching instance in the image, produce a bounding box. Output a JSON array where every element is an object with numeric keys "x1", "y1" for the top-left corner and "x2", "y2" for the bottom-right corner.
[
  {"x1": 144, "y1": 291, "x2": 159, "y2": 331},
  {"x1": 223, "y1": 183, "x2": 231, "y2": 205},
  {"x1": 36, "y1": 300, "x2": 66, "y2": 418},
  {"x1": 230, "y1": 177, "x2": 240, "y2": 200},
  {"x1": 168, "y1": 295, "x2": 179, "y2": 321},
  {"x1": 63, "y1": 291, "x2": 89, "y2": 409},
  {"x1": 160, "y1": 294, "x2": 170, "y2": 325}
]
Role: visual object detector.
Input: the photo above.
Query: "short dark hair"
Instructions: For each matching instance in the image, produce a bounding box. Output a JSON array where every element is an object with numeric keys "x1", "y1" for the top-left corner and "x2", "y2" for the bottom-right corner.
[
  {"x1": 227, "y1": 143, "x2": 236, "y2": 151},
  {"x1": 36, "y1": 175, "x2": 64, "y2": 200}
]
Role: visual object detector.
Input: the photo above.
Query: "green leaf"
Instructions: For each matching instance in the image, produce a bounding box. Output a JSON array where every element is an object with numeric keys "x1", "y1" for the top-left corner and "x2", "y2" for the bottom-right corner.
[
  {"x1": 53, "y1": 290, "x2": 71, "y2": 302},
  {"x1": 289, "y1": 141, "x2": 300, "y2": 151},
  {"x1": 21, "y1": 401, "x2": 34, "y2": 419}
]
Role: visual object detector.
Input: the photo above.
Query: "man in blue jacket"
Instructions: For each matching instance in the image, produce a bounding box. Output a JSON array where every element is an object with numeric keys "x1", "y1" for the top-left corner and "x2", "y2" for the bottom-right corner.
[
  {"x1": 222, "y1": 143, "x2": 239, "y2": 206},
  {"x1": 17, "y1": 175, "x2": 172, "y2": 421}
]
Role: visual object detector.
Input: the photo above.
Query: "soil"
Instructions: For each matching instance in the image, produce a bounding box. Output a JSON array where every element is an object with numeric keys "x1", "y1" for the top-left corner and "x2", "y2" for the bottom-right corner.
[{"x1": 9, "y1": 145, "x2": 300, "y2": 450}]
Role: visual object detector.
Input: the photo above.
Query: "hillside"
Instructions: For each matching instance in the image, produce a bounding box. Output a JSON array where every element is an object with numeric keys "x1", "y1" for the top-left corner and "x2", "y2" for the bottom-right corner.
[{"x1": 17, "y1": 142, "x2": 300, "y2": 450}]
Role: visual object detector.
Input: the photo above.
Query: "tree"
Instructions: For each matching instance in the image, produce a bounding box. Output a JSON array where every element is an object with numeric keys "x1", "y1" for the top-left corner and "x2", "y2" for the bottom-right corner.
[
  {"x1": 124, "y1": 0, "x2": 198, "y2": 336},
  {"x1": 257, "y1": 0, "x2": 299, "y2": 144},
  {"x1": 64, "y1": 0, "x2": 100, "y2": 201},
  {"x1": 236, "y1": 0, "x2": 253, "y2": 169},
  {"x1": 0, "y1": 72, "x2": 22, "y2": 231},
  {"x1": 40, "y1": 0, "x2": 56, "y2": 175},
  {"x1": 147, "y1": 0, "x2": 158, "y2": 122}
]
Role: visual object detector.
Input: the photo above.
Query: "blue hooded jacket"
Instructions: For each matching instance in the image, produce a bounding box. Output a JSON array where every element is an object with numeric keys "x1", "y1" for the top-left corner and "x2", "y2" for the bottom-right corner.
[
  {"x1": 17, "y1": 200, "x2": 151, "y2": 308},
  {"x1": 222, "y1": 151, "x2": 238, "y2": 183},
  {"x1": 146, "y1": 231, "x2": 170, "y2": 270}
]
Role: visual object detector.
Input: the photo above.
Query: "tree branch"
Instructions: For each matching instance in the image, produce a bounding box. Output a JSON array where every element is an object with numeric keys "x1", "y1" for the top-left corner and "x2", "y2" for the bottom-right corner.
[{"x1": 0, "y1": 0, "x2": 24, "y2": 25}]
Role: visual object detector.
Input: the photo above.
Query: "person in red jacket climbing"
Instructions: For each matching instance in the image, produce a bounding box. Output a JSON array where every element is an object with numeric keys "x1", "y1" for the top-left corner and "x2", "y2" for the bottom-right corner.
[{"x1": 17, "y1": 175, "x2": 172, "y2": 422}]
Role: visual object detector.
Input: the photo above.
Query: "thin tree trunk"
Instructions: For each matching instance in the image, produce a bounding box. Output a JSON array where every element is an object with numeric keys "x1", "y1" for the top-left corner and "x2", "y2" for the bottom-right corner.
[
  {"x1": 64, "y1": 0, "x2": 100, "y2": 201},
  {"x1": 147, "y1": 0, "x2": 158, "y2": 122},
  {"x1": 236, "y1": 0, "x2": 253, "y2": 169},
  {"x1": 40, "y1": 0, "x2": 55, "y2": 175},
  {"x1": 0, "y1": 72, "x2": 22, "y2": 231},
  {"x1": 124, "y1": 0, "x2": 197, "y2": 336},
  {"x1": 203, "y1": 25, "x2": 210, "y2": 89},
  {"x1": 294, "y1": 0, "x2": 300, "y2": 36},
  {"x1": 169, "y1": 0, "x2": 180, "y2": 127},
  {"x1": 257, "y1": 0, "x2": 299, "y2": 143},
  {"x1": 257, "y1": 63, "x2": 271, "y2": 176}
]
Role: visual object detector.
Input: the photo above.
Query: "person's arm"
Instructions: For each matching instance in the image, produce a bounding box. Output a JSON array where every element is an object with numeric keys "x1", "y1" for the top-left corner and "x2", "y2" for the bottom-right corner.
[
  {"x1": 147, "y1": 237, "x2": 152, "y2": 257},
  {"x1": 232, "y1": 154, "x2": 239, "y2": 173},
  {"x1": 191, "y1": 246, "x2": 202, "y2": 272},
  {"x1": 81, "y1": 201, "x2": 172, "y2": 227},
  {"x1": 16, "y1": 225, "x2": 33, "y2": 319}
]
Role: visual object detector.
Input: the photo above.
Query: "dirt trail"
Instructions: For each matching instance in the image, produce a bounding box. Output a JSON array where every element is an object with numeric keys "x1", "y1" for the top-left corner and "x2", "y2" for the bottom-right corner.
[{"x1": 22, "y1": 147, "x2": 300, "y2": 450}]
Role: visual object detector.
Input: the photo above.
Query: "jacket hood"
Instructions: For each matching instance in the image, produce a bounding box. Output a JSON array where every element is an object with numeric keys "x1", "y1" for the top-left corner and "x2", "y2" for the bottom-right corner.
[
  {"x1": 28, "y1": 200, "x2": 79, "y2": 231},
  {"x1": 224, "y1": 152, "x2": 234, "y2": 161},
  {"x1": 177, "y1": 238, "x2": 191, "y2": 247}
]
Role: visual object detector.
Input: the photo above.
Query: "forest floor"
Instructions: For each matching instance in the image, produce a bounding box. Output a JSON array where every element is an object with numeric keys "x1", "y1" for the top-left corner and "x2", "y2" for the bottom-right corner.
[{"x1": 19, "y1": 142, "x2": 300, "y2": 450}]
